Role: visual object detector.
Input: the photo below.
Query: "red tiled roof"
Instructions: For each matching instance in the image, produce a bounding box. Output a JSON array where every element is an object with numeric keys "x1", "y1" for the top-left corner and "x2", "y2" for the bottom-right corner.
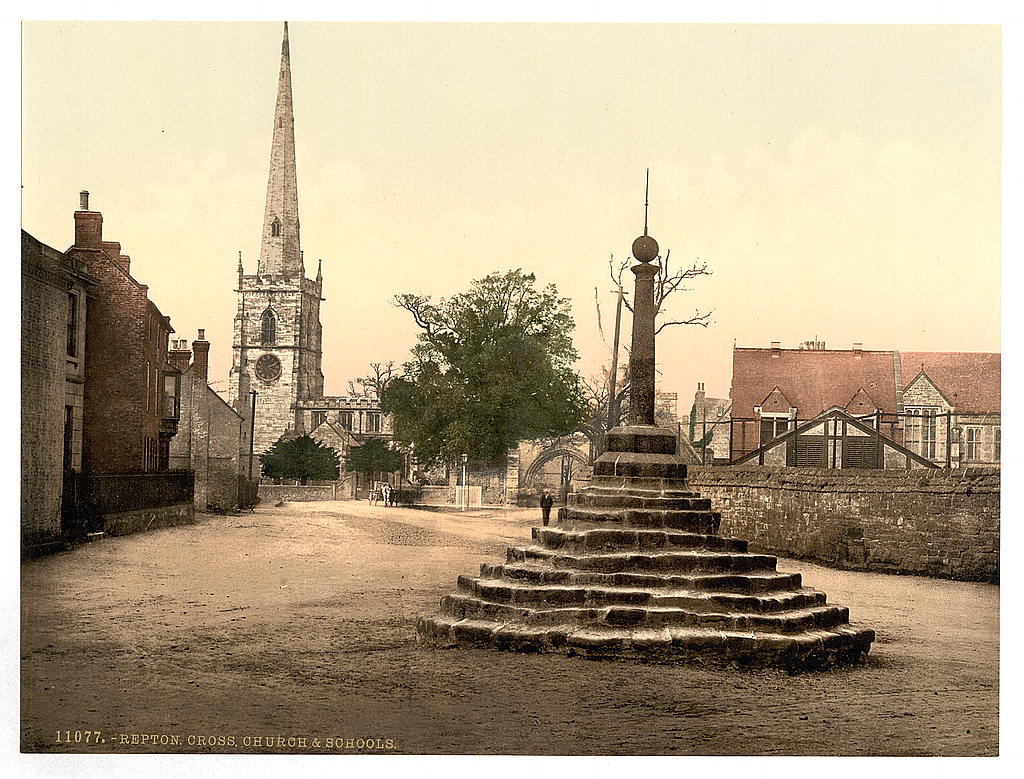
[
  {"x1": 731, "y1": 348, "x2": 898, "y2": 419},
  {"x1": 731, "y1": 347, "x2": 1001, "y2": 419},
  {"x1": 899, "y1": 352, "x2": 1000, "y2": 413}
]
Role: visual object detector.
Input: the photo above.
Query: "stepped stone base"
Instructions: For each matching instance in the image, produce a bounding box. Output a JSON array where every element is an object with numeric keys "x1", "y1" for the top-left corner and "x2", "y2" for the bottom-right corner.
[{"x1": 417, "y1": 470, "x2": 875, "y2": 671}]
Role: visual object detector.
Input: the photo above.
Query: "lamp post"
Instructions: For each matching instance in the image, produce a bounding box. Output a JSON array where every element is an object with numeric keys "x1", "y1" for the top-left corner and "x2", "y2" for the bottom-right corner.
[
  {"x1": 247, "y1": 390, "x2": 258, "y2": 502},
  {"x1": 461, "y1": 453, "x2": 468, "y2": 511},
  {"x1": 606, "y1": 282, "x2": 624, "y2": 431}
]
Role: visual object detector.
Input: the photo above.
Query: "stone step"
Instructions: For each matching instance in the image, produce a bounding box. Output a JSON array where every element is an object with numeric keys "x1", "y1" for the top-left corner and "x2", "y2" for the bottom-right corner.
[
  {"x1": 569, "y1": 492, "x2": 713, "y2": 511},
  {"x1": 507, "y1": 546, "x2": 777, "y2": 575},
  {"x1": 456, "y1": 575, "x2": 826, "y2": 612},
  {"x1": 417, "y1": 615, "x2": 875, "y2": 670},
  {"x1": 482, "y1": 562, "x2": 803, "y2": 593},
  {"x1": 558, "y1": 506, "x2": 722, "y2": 534},
  {"x1": 439, "y1": 591, "x2": 846, "y2": 633},
  {"x1": 531, "y1": 526, "x2": 747, "y2": 553},
  {"x1": 583, "y1": 482, "x2": 700, "y2": 498}
]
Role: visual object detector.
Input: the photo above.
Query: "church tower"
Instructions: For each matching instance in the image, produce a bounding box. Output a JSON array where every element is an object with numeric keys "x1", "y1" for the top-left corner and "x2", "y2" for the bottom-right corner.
[{"x1": 230, "y1": 22, "x2": 325, "y2": 464}]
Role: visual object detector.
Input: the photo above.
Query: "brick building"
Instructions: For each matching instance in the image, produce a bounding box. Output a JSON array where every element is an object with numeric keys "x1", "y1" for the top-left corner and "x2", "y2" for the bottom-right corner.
[
  {"x1": 21, "y1": 230, "x2": 96, "y2": 554},
  {"x1": 65, "y1": 191, "x2": 182, "y2": 473},
  {"x1": 168, "y1": 332, "x2": 244, "y2": 511},
  {"x1": 729, "y1": 340, "x2": 1000, "y2": 468},
  {"x1": 54, "y1": 191, "x2": 193, "y2": 541},
  {"x1": 229, "y1": 24, "x2": 392, "y2": 471}
]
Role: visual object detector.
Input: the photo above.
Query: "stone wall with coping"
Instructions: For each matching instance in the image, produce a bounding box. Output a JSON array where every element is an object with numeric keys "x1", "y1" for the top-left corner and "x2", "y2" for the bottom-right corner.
[
  {"x1": 258, "y1": 483, "x2": 339, "y2": 503},
  {"x1": 464, "y1": 464, "x2": 507, "y2": 505},
  {"x1": 103, "y1": 503, "x2": 194, "y2": 536},
  {"x1": 688, "y1": 466, "x2": 999, "y2": 583}
]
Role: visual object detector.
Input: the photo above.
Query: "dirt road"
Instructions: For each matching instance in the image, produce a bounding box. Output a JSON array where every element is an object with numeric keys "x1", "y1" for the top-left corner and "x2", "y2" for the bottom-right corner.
[{"x1": 20, "y1": 500, "x2": 998, "y2": 755}]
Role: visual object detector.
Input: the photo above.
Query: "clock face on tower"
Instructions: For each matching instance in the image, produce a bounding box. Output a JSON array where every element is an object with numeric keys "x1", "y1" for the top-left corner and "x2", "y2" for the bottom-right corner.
[{"x1": 255, "y1": 354, "x2": 282, "y2": 382}]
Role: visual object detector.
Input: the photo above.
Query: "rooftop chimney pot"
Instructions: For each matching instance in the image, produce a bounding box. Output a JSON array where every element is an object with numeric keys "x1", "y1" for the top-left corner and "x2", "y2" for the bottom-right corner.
[{"x1": 79, "y1": 191, "x2": 89, "y2": 210}]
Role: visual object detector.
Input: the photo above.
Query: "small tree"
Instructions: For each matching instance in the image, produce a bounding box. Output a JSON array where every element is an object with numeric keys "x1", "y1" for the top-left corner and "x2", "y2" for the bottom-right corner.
[
  {"x1": 259, "y1": 435, "x2": 340, "y2": 485},
  {"x1": 344, "y1": 437, "x2": 404, "y2": 486}
]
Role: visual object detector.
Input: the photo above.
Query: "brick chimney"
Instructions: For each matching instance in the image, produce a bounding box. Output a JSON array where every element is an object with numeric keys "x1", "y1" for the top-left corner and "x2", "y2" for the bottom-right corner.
[
  {"x1": 770, "y1": 341, "x2": 781, "y2": 357},
  {"x1": 191, "y1": 329, "x2": 210, "y2": 388},
  {"x1": 99, "y1": 241, "x2": 131, "y2": 274},
  {"x1": 73, "y1": 190, "x2": 102, "y2": 249},
  {"x1": 188, "y1": 328, "x2": 212, "y2": 510},
  {"x1": 168, "y1": 338, "x2": 192, "y2": 373}
]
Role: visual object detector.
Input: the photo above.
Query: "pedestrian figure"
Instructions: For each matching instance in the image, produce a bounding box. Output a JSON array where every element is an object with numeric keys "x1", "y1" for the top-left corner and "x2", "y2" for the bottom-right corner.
[
  {"x1": 540, "y1": 489, "x2": 554, "y2": 526},
  {"x1": 382, "y1": 483, "x2": 393, "y2": 508}
]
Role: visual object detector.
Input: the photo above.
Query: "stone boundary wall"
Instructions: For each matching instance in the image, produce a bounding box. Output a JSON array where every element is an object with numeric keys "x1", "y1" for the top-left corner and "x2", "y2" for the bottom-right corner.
[
  {"x1": 258, "y1": 484, "x2": 338, "y2": 503},
  {"x1": 103, "y1": 504, "x2": 194, "y2": 537},
  {"x1": 688, "y1": 466, "x2": 999, "y2": 583}
]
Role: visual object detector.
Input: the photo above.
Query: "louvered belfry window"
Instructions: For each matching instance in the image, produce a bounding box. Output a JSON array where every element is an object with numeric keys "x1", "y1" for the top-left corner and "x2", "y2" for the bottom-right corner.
[{"x1": 261, "y1": 309, "x2": 277, "y2": 344}]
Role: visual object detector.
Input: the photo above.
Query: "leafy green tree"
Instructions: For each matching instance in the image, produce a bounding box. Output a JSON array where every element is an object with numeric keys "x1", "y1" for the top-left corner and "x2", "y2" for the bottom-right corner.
[
  {"x1": 344, "y1": 437, "x2": 404, "y2": 483},
  {"x1": 383, "y1": 269, "x2": 588, "y2": 466},
  {"x1": 259, "y1": 435, "x2": 340, "y2": 484}
]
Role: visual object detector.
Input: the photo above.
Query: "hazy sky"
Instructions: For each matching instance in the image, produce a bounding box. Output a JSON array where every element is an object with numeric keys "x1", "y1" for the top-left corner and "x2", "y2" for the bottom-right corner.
[{"x1": 21, "y1": 22, "x2": 1001, "y2": 406}]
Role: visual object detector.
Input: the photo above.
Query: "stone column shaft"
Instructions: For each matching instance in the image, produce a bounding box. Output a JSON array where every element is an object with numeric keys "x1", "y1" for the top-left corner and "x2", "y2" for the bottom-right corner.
[{"x1": 629, "y1": 262, "x2": 659, "y2": 426}]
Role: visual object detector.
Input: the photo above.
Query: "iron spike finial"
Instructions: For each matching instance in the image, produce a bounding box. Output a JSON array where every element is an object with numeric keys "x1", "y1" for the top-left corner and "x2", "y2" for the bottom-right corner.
[
  {"x1": 631, "y1": 169, "x2": 659, "y2": 263},
  {"x1": 644, "y1": 168, "x2": 649, "y2": 237}
]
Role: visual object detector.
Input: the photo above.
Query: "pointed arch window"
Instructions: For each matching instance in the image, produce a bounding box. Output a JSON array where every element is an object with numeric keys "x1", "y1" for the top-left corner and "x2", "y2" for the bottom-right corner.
[
  {"x1": 261, "y1": 308, "x2": 277, "y2": 344},
  {"x1": 271, "y1": 219, "x2": 281, "y2": 238}
]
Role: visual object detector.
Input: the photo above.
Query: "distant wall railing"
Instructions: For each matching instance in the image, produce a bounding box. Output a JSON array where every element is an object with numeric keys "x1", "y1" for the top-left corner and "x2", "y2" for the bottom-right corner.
[
  {"x1": 729, "y1": 411, "x2": 1001, "y2": 468},
  {"x1": 73, "y1": 471, "x2": 194, "y2": 515},
  {"x1": 62, "y1": 470, "x2": 194, "y2": 537}
]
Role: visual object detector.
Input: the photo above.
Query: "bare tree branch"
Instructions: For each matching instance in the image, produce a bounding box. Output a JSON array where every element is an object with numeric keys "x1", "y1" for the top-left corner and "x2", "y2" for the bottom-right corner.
[
  {"x1": 350, "y1": 361, "x2": 398, "y2": 398},
  {"x1": 607, "y1": 248, "x2": 714, "y2": 334},
  {"x1": 594, "y1": 286, "x2": 609, "y2": 348},
  {"x1": 654, "y1": 310, "x2": 713, "y2": 335}
]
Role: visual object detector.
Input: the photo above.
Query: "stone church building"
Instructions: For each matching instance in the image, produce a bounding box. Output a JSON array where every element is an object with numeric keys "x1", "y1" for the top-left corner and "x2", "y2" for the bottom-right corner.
[{"x1": 228, "y1": 23, "x2": 392, "y2": 472}]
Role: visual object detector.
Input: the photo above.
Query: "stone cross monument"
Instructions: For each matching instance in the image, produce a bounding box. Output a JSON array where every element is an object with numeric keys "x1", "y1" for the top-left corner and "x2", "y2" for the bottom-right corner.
[{"x1": 418, "y1": 176, "x2": 875, "y2": 670}]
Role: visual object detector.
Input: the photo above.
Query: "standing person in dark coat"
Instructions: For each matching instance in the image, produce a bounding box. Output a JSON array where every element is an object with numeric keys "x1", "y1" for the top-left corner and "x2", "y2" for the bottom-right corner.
[{"x1": 540, "y1": 489, "x2": 554, "y2": 526}]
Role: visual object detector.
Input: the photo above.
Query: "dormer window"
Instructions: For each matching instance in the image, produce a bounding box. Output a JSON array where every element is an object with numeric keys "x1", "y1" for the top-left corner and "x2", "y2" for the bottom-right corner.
[
  {"x1": 271, "y1": 219, "x2": 281, "y2": 237},
  {"x1": 261, "y1": 308, "x2": 277, "y2": 344}
]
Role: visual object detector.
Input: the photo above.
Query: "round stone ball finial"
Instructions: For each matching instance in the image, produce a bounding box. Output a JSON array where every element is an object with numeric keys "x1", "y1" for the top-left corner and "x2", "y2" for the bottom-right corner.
[{"x1": 632, "y1": 234, "x2": 659, "y2": 263}]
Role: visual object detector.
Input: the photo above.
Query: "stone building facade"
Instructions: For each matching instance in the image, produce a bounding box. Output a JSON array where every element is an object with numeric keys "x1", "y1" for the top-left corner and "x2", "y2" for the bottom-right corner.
[
  {"x1": 729, "y1": 341, "x2": 1000, "y2": 468},
  {"x1": 21, "y1": 230, "x2": 96, "y2": 554},
  {"x1": 168, "y1": 333, "x2": 244, "y2": 511},
  {"x1": 687, "y1": 383, "x2": 732, "y2": 465},
  {"x1": 228, "y1": 24, "x2": 391, "y2": 470}
]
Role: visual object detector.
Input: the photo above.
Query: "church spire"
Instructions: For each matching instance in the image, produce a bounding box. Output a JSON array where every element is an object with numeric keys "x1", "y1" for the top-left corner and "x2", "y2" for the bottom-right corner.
[{"x1": 257, "y1": 22, "x2": 303, "y2": 277}]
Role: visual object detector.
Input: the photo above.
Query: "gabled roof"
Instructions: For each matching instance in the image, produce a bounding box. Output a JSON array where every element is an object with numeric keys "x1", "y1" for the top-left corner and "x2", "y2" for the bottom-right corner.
[
  {"x1": 311, "y1": 419, "x2": 360, "y2": 450},
  {"x1": 207, "y1": 385, "x2": 243, "y2": 419},
  {"x1": 899, "y1": 352, "x2": 1000, "y2": 413},
  {"x1": 845, "y1": 387, "x2": 880, "y2": 415},
  {"x1": 732, "y1": 347, "x2": 898, "y2": 418},
  {"x1": 759, "y1": 387, "x2": 794, "y2": 414}
]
